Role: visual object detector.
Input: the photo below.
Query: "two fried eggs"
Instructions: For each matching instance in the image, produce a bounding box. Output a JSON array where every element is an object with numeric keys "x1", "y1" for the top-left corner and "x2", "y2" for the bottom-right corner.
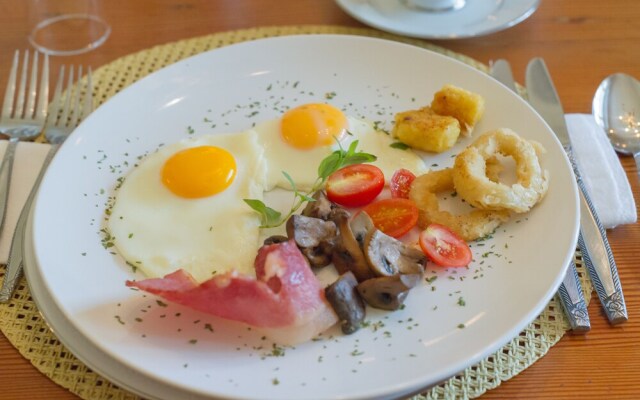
[{"x1": 108, "y1": 103, "x2": 428, "y2": 282}]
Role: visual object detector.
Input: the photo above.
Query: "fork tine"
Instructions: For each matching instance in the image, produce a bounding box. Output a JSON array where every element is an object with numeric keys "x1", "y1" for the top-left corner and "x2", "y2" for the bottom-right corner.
[
  {"x1": 35, "y1": 54, "x2": 49, "y2": 121},
  {"x1": 25, "y1": 51, "x2": 38, "y2": 119},
  {"x1": 80, "y1": 67, "x2": 93, "y2": 124},
  {"x1": 59, "y1": 66, "x2": 74, "y2": 126},
  {"x1": 47, "y1": 65, "x2": 65, "y2": 128},
  {"x1": 68, "y1": 65, "x2": 82, "y2": 127},
  {"x1": 15, "y1": 50, "x2": 29, "y2": 119},
  {"x1": 1, "y1": 50, "x2": 19, "y2": 119}
]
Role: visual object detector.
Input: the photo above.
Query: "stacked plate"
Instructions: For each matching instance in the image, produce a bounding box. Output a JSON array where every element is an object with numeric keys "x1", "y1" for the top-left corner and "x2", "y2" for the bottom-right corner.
[{"x1": 24, "y1": 35, "x2": 577, "y2": 399}]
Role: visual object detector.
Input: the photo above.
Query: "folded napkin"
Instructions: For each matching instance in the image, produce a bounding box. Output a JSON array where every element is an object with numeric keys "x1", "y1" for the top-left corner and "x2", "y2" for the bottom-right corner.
[
  {"x1": 0, "y1": 141, "x2": 51, "y2": 264},
  {"x1": 566, "y1": 113, "x2": 637, "y2": 229}
]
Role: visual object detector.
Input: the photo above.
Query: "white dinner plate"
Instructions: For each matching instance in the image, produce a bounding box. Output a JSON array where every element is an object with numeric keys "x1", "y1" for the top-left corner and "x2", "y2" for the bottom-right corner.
[
  {"x1": 30, "y1": 35, "x2": 578, "y2": 400},
  {"x1": 335, "y1": 0, "x2": 540, "y2": 39}
]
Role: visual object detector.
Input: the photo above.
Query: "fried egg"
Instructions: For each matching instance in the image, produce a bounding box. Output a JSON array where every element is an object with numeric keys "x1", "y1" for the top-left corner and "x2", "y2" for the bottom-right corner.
[
  {"x1": 257, "y1": 103, "x2": 427, "y2": 191},
  {"x1": 108, "y1": 131, "x2": 266, "y2": 282}
]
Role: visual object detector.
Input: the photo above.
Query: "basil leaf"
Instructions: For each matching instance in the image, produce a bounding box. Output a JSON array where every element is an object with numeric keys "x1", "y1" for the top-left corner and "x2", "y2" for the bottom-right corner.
[
  {"x1": 296, "y1": 193, "x2": 316, "y2": 202},
  {"x1": 345, "y1": 140, "x2": 359, "y2": 157},
  {"x1": 343, "y1": 152, "x2": 377, "y2": 166},
  {"x1": 390, "y1": 142, "x2": 410, "y2": 150},
  {"x1": 281, "y1": 171, "x2": 298, "y2": 193},
  {"x1": 243, "y1": 199, "x2": 282, "y2": 227},
  {"x1": 318, "y1": 151, "x2": 343, "y2": 179}
]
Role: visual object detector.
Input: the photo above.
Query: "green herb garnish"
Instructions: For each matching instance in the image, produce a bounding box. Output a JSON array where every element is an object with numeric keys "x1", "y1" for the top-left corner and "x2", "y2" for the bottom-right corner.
[
  {"x1": 244, "y1": 140, "x2": 376, "y2": 228},
  {"x1": 389, "y1": 141, "x2": 410, "y2": 150}
]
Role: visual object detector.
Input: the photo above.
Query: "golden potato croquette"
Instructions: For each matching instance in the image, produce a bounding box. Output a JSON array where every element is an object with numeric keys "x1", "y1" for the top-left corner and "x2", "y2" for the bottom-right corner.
[
  {"x1": 392, "y1": 107, "x2": 460, "y2": 153},
  {"x1": 431, "y1": 84, "x2": 485, "y2": 136}
]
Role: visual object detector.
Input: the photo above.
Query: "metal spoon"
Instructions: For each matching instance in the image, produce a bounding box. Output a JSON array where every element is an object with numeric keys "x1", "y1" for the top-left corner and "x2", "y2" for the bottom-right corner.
[{"x1": 592, "y1": 73, "x2": 640, "y2": 177}]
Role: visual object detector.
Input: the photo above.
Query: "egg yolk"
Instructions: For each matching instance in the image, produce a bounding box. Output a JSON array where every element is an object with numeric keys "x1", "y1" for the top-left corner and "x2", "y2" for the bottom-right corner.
[
  {"x1": 161, "y1": 146, "x2": 236, "y2": 198},
  {"x1": 280, "y1": 103, "x2": 347, "y2": 150}
]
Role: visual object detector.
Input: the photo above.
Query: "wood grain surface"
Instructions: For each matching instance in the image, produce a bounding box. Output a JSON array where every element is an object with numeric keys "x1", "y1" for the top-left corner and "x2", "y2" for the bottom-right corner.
[{"x1": 1, "y1": 1, "x2": 639, "y2": 399}]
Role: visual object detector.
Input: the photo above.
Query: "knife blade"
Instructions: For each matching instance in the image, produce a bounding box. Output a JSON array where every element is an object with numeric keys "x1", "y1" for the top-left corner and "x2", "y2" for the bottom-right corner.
[
  {"x1": 526, "y1": 57, "x2": 627, "y2": 324},
  {"x1": 490, "y1": 59, "x2": 590, "y2": 332}
]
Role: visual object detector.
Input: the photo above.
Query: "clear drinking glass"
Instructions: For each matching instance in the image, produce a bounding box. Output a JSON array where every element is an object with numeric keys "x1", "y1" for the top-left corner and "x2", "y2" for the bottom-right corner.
[{"x1": 28, "y1": 0, "x2": 111, "y2": 56}]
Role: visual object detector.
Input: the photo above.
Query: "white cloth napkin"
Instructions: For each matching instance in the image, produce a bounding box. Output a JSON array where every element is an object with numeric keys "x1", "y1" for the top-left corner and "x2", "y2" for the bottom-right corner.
[
  {"x1": 566, "y1": 113, "x2": 637, "y2": 229},
  {"x1": 0, "y1": 141, "x2": 51, "y2": 264}
]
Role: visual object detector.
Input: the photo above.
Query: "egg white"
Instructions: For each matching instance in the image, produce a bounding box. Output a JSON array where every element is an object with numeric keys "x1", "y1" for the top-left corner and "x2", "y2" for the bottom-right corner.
[{"x1": 108, "y1": 131, "x2": 266, "y2": 282}]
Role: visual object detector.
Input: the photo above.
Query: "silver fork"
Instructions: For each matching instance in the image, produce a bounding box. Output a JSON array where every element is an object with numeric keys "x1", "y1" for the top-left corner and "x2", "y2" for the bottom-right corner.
[
  {"x1": 0, "y1": 65, "x2": 93, "y2": 303},
  {"x1": 0, "y1": 50, "x2": 49, "y2": 235}
]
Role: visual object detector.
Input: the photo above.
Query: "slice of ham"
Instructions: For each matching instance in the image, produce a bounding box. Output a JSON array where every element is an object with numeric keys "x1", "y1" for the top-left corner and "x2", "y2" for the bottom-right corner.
[{"x1": 126, "y1": 240, "x2": 337, "y2": 345}]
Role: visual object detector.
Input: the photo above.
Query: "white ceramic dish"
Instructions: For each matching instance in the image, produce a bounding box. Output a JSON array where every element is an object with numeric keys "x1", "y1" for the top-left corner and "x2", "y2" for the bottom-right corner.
[
  {"x1": 335, "y1": 0, "x2": 540, "y2": 39},
  {"x1": 30, "y1": 35, "x2": 578, "y2": 400}
]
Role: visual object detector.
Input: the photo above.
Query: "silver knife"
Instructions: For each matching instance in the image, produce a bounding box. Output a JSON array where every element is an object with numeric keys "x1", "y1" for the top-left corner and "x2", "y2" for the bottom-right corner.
[
  {"x1": 526, "y1": 58, "x2": 628, "y2": 324},
  {"x1": 490, "y1": 59, "x2": 590, "y2": 332}
]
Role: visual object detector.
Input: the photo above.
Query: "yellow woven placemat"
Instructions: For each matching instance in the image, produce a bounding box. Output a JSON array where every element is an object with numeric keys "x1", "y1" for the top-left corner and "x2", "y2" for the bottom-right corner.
[{"x1": 0, "y1": 25, "x2": 591, "y2": 400}]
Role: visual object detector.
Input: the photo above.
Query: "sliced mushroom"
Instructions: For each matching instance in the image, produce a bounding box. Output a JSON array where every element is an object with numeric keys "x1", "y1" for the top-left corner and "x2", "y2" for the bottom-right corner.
[
  {"x1": 302, "y1": 191, "x2": 336, "y2": 220},
  {"x1": 328, "y1": 206, "x2": 350, "y2": 227},
  {"x1": 356, "y1": 274, "x2": 421, "y2": 311},
  {"x1": 286, "y1": 215, "x2": 337, "y2": 268},
  {"x1": 263, "y1": 235, "x2": 289, "y2": 246},
  {"x1": 331, "y1": 210, "x2": 374, "y2": 282},
  {"x1": 364, "y1": 229, "x2": 426, "y2": 277},
  {"x1": 350, "y1": 211, "x2": 375, "y2": 250},
  {"x1": 325, "y1": 271, "x2": 366, "y2": 334}
]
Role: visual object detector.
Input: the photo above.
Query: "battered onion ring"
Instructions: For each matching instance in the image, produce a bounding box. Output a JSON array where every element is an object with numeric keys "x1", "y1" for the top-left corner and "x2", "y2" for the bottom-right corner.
[
  {"x1": 452, "y1": 129, "x2": 549, "y2": 213},
  {"x1": 409, "y1": 168, "x2": 510, "y2": 241}
]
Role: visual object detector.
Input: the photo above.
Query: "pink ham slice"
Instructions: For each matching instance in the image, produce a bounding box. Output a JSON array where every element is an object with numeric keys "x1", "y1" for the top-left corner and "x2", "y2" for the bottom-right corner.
[{"x1": 126, "y1": 240, "x2": 338, "y2": 345}]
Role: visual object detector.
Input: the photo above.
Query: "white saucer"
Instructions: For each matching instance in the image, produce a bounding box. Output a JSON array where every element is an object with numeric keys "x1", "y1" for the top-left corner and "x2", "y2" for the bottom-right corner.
[{"x1": 335, "y1": 0, "x2": 540, "y2": 39}]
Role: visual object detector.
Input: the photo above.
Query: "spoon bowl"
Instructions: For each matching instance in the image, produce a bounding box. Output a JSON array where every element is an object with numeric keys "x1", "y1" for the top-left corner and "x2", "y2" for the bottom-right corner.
[{"x1": 593, "y1": 73, "x2": 640, "y2": 159}]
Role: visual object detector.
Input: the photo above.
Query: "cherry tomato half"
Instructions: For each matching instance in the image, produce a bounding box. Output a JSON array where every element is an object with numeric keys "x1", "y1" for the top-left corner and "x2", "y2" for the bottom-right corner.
[
  {"x1": 390, "y1": 168, "x2": 416, "y2": 199},
  {"x1": 419, "y1": 223, "x2": 472, "y2": 267},
  {"x1": 326, "y1": 164, "x2": 384, "y2": 207},
  {"x1": 362, "y1": 198, "x2": 419, "y2": 238}
]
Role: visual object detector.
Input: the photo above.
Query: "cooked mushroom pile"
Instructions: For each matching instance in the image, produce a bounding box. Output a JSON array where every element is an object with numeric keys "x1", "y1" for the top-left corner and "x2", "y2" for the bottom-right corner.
[{"x1": 265, "y1": 191, "x2": 427, "y2": 334}]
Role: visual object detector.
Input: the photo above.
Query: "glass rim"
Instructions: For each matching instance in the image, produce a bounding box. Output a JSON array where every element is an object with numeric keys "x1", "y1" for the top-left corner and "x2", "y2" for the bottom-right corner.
[{"x1": 29, "y1": 13, "x2": 111, "y2": 56}]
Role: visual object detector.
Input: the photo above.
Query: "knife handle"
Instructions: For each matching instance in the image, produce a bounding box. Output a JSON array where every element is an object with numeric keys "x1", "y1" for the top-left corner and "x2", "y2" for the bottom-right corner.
[
  {"x1": 566, "y1": 145, "x2": 628, "y2": 324},
  {"x1": 557, "y1": 258, "x2": 591, "y2": 332}
]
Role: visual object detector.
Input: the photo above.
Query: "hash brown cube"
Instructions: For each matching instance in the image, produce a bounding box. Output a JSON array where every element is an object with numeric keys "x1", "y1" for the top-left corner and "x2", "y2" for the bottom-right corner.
[
  {"x1": 392, "y1": 107, "x2": 461, "y2": 153},
  {"x1": 431, "y1": 84, "x2": 485, "y2": 136}
]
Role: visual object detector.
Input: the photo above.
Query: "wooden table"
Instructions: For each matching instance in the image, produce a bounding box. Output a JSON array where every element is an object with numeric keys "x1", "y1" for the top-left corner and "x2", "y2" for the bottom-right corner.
[{"x1": 1, "y1": 1, "x2": 639, "y2": 398}]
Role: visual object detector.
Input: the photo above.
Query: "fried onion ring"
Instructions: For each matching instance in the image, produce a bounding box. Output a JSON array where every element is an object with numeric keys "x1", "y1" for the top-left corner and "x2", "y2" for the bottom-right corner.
[
  {"x1": 409, "y1": 168, "x2": 510, "y2": 241},
  {"x1": 452, "y1": 129, "x2": 549, "y2": 213}
]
